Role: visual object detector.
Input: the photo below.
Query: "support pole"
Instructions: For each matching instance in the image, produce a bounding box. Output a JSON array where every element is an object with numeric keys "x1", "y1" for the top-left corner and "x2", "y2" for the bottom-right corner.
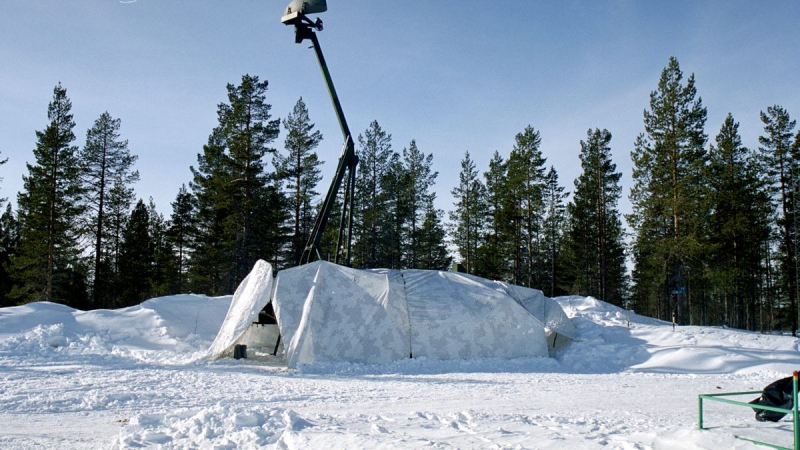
[
  {"x1": 307, "y1": 31, "x2": 351, "y2": 142},
  {"x1": 698, "y1": 395, "x2": 703, "y2": 430},
  {"x1": 345, "y1": 163, "x2": 356, "y2": 266},
  {"x1": 272, "y1": 334, "x2": 281, "y2": 356},
  {"x1": 334, "y1": 167, "x2": 352, "y2": 265},
  {"x1": 794, "y1": 371, "x2": 798, "y2": 450}
]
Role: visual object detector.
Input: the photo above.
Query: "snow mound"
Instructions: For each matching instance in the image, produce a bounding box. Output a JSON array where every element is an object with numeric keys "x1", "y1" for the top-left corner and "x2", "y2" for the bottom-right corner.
[
  {"x1": 0, "y1": 295, "x2": 231, "y2": 364},
  {"x1": 554, "y1": 295, "x2": 800, "y2": 375},
  {"x1": 114, "y1": 404, "x2": 316, "y2": 449},
  {"x1": 0, "y1": 301, "x2": 79, "y2": 336}
]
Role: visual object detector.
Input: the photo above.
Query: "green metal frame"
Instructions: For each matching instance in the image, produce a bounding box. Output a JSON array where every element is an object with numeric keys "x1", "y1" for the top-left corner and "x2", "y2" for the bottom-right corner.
[
  {"x1": 283, "y1": 13, "x2": 358, "y2": 267},
  {"x1": 698, "y1": 372, "x2": 799, "y2": 450}
]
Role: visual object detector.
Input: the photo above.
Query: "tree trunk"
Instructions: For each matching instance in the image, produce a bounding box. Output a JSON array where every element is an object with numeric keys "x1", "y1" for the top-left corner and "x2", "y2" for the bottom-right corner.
[{"x1": 93, "y1": 135, "x2": 108, "y2": 307}]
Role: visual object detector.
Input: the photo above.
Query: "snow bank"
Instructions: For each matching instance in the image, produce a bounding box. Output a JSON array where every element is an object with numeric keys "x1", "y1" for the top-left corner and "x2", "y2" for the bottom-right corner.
[
  {"x1": 0, "y1": 295, "x2": 231, "y2": 364},
  {"x1": 555, "y1": 295, "x2": 800, "y2": 376}
]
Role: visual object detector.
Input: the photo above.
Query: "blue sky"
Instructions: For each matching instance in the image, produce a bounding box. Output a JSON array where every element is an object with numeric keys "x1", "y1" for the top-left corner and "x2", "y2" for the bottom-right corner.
[{"x1": 1, "y1": 1, "x2": 798, "y2": 225}]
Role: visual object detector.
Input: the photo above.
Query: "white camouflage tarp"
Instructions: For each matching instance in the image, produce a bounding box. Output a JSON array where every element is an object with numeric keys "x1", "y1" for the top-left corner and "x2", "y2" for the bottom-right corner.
[
  {"x1": 402, "y1": 270, "x2": 548, "y2": 360},
  {"x1": 272, "y1": 262, "x2": 549, "y2": 367},
  {"x1": 272, "y1": 262, "x2": 410, "y2": 368},
  {"x1": 497, "y1": 283, "x2": 578, "y2": 339},
  {"x1": 210, "y1": 260, "x2": 573, "y2": 367},
  {"x1": 205, "y1": 260, "x2": 274, "y2": 360}
]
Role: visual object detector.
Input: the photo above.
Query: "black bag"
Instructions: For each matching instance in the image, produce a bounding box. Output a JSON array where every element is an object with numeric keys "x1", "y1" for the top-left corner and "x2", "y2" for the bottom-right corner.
[{"x1": 750, "y1": 376, "x2": 794, "y2": 422}]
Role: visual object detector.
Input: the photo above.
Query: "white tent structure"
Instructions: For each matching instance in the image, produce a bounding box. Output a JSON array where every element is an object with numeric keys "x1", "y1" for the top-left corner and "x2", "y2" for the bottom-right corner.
[{"x1": 207, "y1": 260, "x2": 576, "y2": 368}]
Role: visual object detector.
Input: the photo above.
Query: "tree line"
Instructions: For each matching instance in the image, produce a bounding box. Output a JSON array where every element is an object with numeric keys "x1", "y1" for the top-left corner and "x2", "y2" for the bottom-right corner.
[
  {"x1": 0, "y1": 75, "x2": 451, "y2": 310},
  {"x1": 0, "y1": 58, "x2": 798, "y2": 335},
  {"x1": 441, "y1": 57, "x2": 797, "y2": 334}
]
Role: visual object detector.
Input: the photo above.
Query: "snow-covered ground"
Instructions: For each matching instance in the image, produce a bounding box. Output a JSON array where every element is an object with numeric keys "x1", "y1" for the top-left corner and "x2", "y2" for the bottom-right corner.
[{"x1": 1, "y1": 294, "x2": 798, "y2": 449}]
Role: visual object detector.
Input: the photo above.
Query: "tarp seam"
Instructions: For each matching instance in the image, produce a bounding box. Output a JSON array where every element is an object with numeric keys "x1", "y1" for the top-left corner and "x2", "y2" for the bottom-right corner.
[{"x1": 400, "y1": 271, "x2": 413, "y2": 358}]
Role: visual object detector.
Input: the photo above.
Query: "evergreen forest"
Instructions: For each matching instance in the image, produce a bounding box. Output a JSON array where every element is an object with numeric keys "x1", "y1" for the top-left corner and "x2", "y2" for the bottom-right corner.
[{"x1": 1, "y1": 58, "x2": 798, "y2": 335}]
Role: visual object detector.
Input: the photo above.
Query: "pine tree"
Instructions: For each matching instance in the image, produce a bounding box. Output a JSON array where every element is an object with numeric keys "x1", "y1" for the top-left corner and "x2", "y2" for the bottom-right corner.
[
  {"x1": 0, "y1": 204, "x2": 19, "y2": 306},
  {"x1": 417, "y1": 200, "x2": 451, "y2": 270},
  {"x1": 401, "y1": 140, "x2": 437, "y2": 269},
  {"x1": 0, "y1": 150, "x2": 7, "y2": 206},
  {"x1": 148, "y1": 198, "x2": 174, "y2": 298},
  {"x1": 504, "y1": 125, "x2": 547, "y2": 287},
  {"x1": 221, "y1": 74, "x2": 283, "y2": 279},
  {"x1": 565, "y1": 129, "x2": 626, "y2": 304},
  {"x1": 541, "y1": 166, "x2": 569, "y2": 297},
  {"x1": 274, "y1": 97, "x2": 323, "y2": 266},
  {"x1": 476, "y1": 151, "x2": 509, "y2": 280},
  {"x1": 0, "y1": 153, "x2": 14, "y2": 306},
  {"x1": 353, "y1": 121, "x2": 395, "y2": 268},
  {"x1": 250, "y1": 181, "x2": 289, "y2": 268},
  {"x1": 628, "y1": 57, "x2": 708, "y2": 322},
  {"x1": 190, "y1": 75, "x2": 286, "y2": 293},
  {"x1": 166, "y1": 185, "x2": 194, "y2": 293},
  {"x1": 450, "y1": 151, "x2": 486, "y2": 274},
  {"x1": 378, "y1": 153, "x2": 407, "y2": 269},
  {"x1": 79, "y1": 111, "x2": 139, "y2": 308},
  {"x1": 189, "y1": 129, "x2": 230, "y2": 294},
  {"x1": 11, "y1": 84, "x2": 87, "y2": 306},
  {"x1": 104, "y1": 174, "x2": 136, "y2": 304},
  {"x1": 118, "y1": 199, "x2": 152, "y2": 306},
  {"x1": 759, "y1": 105, "x2": 797, "y2": 334},
  {"x1": 707, "y1": 114, "x2": 771, "y2": 329}
]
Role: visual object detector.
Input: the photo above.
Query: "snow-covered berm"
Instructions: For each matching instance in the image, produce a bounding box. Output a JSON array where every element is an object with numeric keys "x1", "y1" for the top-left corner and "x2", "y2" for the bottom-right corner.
[{"x1": 1, "y1": 294, "x2": 798, "y2": 449}]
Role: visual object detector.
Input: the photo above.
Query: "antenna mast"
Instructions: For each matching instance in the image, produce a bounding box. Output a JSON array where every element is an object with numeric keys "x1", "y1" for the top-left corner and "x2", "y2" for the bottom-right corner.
[{"x1": 282, "y1": 1, "x2": 358, "y2": 266}]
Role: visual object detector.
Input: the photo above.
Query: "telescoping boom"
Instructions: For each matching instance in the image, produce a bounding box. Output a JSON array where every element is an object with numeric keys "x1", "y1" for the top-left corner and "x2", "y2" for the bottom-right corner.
[{"x1": 281, "y1": 0, "x2": 358, "y2": 266}]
